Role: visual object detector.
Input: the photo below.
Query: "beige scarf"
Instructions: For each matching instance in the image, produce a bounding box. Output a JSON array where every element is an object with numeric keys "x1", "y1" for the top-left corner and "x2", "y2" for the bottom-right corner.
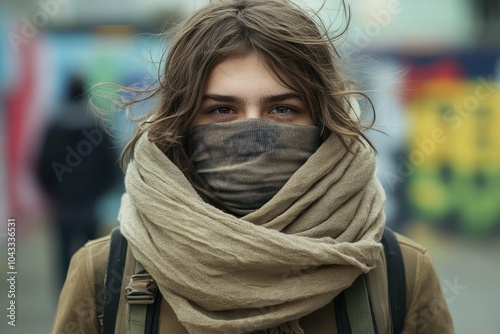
[{"x1": 119, "y1": 131, "x2": 386, "y2": 334}]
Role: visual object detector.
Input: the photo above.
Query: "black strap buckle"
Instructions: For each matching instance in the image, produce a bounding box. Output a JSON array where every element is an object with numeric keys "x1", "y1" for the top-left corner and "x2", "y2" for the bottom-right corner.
[{"x1": 125, "y1": 274, "x2": 158, "y2": 305}]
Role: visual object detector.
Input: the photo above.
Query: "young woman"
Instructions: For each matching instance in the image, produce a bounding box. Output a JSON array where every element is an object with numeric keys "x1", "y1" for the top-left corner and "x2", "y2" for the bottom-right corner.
[{"x1": 52, "y1": 0, "x2": 454, "y2": 333}]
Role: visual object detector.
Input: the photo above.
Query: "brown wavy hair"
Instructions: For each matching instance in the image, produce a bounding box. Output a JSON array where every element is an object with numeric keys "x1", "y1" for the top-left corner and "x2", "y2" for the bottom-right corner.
[{"x1": 108, "y1": 0, "x2": 375, "y2": 203}]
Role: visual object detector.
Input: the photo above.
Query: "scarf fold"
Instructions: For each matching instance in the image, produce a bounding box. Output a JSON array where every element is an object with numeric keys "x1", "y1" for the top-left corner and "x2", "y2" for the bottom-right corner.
[{"x1": 119, "y1": 130, "x2": 386, "y2": 334}]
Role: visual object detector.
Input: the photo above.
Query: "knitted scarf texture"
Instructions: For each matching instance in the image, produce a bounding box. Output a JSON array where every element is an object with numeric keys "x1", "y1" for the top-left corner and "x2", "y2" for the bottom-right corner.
[
  {"x1": 119, "y1": 128, "x2": 386, "y2": 333},
  {"x1": 188, "y1": 120, "x2": 322, "y2": 216}
]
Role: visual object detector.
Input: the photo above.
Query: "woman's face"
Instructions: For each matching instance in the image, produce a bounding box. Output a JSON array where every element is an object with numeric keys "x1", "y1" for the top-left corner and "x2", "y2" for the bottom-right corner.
[{"x1": 192, "y1": 52, "x2": 314, "y2": 127}]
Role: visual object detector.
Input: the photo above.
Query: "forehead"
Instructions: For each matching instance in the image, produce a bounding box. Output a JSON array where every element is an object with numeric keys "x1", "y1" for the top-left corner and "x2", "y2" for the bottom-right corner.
[{"x1": 204, "y1": 52, "x2": 295, "y2": 94}]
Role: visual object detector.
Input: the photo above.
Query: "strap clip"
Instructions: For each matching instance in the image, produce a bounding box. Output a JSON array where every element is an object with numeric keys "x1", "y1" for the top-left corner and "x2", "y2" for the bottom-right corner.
[{"x1": 125, "y1": 273, "x2": 157, "y2": 305}]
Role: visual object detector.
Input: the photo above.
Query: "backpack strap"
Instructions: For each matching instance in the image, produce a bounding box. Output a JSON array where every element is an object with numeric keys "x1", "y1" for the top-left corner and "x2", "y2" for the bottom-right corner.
[
  {"x1": 345, "y1": 274, "x2": 377, "y2": 333},
  {"x1": 103, "y1": 227, "x2": 161, "y2": 334},
  {"x1": 335, "y1": 274, "x2": 377, "y2": 334},
  {"x1": 145, "y1": 288, "x2": 162, "y2": 334},
  {"x1": 125, "y1": 261, "x2": 160, "y2": 334},
  {"x1": 334, "y1": 286, "x2": 353, "y2": 334},
  {"x1": 381, "y1": 227, "x2": 406, "y2": 334},
  {"x1": 103, "y1": 227, "x2": 128, "y2": 334},
  {"x1": 334, "y1": 227, "x2": 406, "y2": 333}
]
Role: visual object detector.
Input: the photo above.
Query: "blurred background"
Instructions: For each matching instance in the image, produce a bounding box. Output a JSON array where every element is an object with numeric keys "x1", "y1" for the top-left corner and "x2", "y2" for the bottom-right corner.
[{"x1": 0, "y1": 0, "x2": 499, "y2": 332}]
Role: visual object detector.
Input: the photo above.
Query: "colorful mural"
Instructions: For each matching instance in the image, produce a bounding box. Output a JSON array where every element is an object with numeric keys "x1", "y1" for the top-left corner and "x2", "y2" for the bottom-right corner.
[
  {"x1": 403, "y1": 54, "x2": 500, "y2": 235},
  {"x1": 3, "y1": 30, "x2": 162, "y2": 223}
]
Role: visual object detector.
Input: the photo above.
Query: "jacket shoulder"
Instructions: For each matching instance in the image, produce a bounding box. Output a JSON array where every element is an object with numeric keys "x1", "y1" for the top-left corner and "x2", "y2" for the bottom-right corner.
[
  {"x1": 392, "y1": 231, "x2": 427, "y2": 313},
  {"x1": 85, "y1": 234, "x2": 112, "y2": 294},
  {"x1": 393, "y1": 231, "x2": 455, "y2": 333},
  {"x1": 85, "y1": 234, "x2": 112, "y2": 249},
  {"x1": 395, "y1": 232, "x2": 427, "y2": 255},
  {"x1": 52, "y1": 234, "x2": 112, "y2": 334},
  {"x1": 85, "y1": 234, "x2": 112, "y2": 273}
]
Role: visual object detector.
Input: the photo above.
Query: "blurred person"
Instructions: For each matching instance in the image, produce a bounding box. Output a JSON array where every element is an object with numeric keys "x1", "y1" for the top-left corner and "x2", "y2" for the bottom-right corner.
[
  {"x1": 35, "y1": 74, "x2": 119, "y2": 285},
  {"x1": 52, "y1": 1, "x2": 453, "y2": 333}
]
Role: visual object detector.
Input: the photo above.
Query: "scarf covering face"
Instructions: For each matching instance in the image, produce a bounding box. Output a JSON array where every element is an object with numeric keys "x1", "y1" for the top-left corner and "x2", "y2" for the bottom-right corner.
[
  {"x1": 119, "y1": 124, "x2": 386, "y2": 334},
  {"x1": 188, "y1": 119, "x2": 321, "y2": 216}
]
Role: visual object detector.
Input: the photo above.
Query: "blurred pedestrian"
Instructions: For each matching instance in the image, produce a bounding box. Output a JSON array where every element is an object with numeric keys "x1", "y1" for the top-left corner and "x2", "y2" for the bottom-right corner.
[{"x1": 36, "y1": 74, "x2": 119, "y2": 285}]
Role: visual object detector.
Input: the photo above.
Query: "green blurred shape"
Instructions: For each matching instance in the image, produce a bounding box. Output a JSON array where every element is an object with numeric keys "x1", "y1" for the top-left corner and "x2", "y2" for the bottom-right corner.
[
  {"x1": 457, "y1": 171, "x2": 500, "y2": 236},
  {"x1": 409, "y1": 166, "x2": 500, "y2": 235}
]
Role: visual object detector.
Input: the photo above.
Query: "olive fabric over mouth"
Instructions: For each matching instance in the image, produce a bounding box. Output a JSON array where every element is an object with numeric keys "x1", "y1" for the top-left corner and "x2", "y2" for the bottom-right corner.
[{"x1": 188, "y1": 119, "x2": 320, "y2": 216}]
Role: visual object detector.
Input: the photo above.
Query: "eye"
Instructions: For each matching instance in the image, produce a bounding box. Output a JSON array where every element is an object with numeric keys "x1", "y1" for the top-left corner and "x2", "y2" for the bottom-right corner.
[
  {"x1": 209, "y1": 106, "x2": 235, "y2": 115},
  {"x1": 271, "y1": 105, "x2": 296, "y2": 115}
]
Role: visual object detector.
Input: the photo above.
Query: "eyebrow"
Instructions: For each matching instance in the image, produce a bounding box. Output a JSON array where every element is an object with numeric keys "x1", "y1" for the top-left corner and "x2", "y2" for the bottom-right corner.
[{"x1": 201, "y1": 93, "x2": 303, "y2": 104}]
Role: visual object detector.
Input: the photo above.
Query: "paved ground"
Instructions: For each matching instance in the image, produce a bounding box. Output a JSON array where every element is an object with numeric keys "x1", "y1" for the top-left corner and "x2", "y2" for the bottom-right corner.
[
  {"x1": 404, "y1": 223, "x2": 500, "y2": 333},
  {"x1": 1, "y1": 220, "x2": 499, "y2": 333}
]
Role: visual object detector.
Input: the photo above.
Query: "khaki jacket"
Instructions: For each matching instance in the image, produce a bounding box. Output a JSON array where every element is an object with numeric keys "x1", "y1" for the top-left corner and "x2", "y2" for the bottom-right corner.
[{"x1": 52, "y1": 232, "x2": 454, "y2": 333}]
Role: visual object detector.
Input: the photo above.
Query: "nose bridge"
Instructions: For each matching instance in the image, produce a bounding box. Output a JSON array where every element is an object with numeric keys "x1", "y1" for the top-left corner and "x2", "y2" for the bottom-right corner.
[{"x1": 243, "y1": 103, "x2": 263, "y2": 119}]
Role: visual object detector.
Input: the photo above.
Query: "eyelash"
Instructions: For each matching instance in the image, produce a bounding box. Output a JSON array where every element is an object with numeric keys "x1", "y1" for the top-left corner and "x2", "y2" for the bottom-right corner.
[
  {"x1": 207, "y1": 105, "x2": 235, "y2": 118},
  {"x1": 271, "y1": 105, "x2": 297, "y2": 116},
  {"x1": 207, "y1": 104, "x2": 298, "y2": 117}
]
